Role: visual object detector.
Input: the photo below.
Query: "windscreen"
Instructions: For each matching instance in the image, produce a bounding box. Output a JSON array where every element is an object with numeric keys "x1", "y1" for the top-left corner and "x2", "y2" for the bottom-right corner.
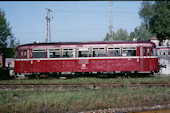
[
  {"x1": 15, "y1": 49, "x2": 19, "y2": 59},
  {"x1": 152, "y1": 46, "x2": 158, "y2": 56}
]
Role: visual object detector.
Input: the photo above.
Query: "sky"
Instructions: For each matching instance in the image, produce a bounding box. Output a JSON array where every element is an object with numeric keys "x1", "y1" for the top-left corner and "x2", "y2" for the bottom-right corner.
[{"x1": 0, "y1": 1, "x2": 143, "y2": 45}]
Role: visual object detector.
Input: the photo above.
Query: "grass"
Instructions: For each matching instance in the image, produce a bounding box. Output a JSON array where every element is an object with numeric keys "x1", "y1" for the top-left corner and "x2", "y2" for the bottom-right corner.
[
  {"x1": 0, "y1": 76, "x2": 170, "y2": 84},
  {"x1": 0, "y1": 87, "x2": 170, "y2": 113}
]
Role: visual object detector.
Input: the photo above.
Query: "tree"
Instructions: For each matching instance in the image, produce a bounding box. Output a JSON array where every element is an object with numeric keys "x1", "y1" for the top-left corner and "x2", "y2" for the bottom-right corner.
[
  {"x1": 139, "y1": 1, "x2": 170, "y2": 44},
  {"x1": 104, "y1": 33, "x2": 110, "y2": 41},
  {"x1": 0, "y1": 8, "x2": 15, "y2": 48},
  {"x1": 115, "y1": 28, "x2": 129, "y2": 41},
  {"x1": 129, "y1": 24, "x2": 155, "y2": 41},
  {"x1": 104, "y1": 28, "x2": 129, "y2": 41},
  {"x1": 104, "y1": 32, "x2": 117, "y2": 41}
]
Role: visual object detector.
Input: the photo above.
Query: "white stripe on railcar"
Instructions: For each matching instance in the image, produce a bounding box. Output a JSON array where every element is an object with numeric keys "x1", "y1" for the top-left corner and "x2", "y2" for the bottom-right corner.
[{"x1": 15, "y1": 56, "x2": 158, "y2": 61}]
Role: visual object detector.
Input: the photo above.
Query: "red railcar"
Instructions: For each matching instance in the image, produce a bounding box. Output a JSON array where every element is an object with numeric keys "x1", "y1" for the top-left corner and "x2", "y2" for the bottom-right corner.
[
  {"x1": 0, "y1": 53, "x2": 2, "y2": 68},
  {"x1": 14, "y1": 41, "x2": 158, "y2": 76}
]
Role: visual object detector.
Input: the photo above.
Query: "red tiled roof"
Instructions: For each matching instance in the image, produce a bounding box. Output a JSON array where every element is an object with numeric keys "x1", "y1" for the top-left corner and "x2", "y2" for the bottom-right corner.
[{"x1": 150, "y1": 37, "x2": 157, "y2": 40}]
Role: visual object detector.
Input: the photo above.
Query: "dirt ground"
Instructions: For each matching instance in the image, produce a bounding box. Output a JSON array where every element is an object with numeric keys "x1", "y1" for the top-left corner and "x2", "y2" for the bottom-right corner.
[{"x1": 128, "y1": 108, "x2": 170, "y2": 113}]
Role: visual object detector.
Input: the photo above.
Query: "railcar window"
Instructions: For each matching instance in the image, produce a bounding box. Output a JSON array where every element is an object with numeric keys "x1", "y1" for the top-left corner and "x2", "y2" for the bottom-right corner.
[
  {"x1": 92, "y1": 48, "x2": 106, "y2": 57},
  {"x1": 122, "y1": 47, "x2": 136, "y2": 56},
  {"x1": 62, "y1": 48, "x2": 75, "y2": 58},
  {"x1": 107, "y1": 47, "x2": 121, "y2": 57},
  {"x1": 27, "y1": 50, "x2": 29, "y2": 58},
  {"x1": 144, "y1": 48, "x2": 147, "y2": 56},
  {"x1": 21, "y1": 51, "x2": 23, "y2": 58},
  {"x1": 153, "y1": 48, "x2": 159, "y2": 56},
  {"x1": 49, "y1": 49, "x2": 60, "y2": 58},
  {"x1": 15, "y1": 50, "x2": 19, "y2": 59},
  {"x1": 24, "y1": 51, "x2": 27, "y2": 58},
  {"x1": 77, "y1": 48, "x2": 90, "y2": 57},
  {"x1": 140, "y1": 47, "x2": 143, "y2": 56},
  {"x1": 30, "y1": 50, "x2": 32, "y2": 58},
  {"x1": 147, "y1": 48, "x2": 150, "y2": 56},
  {"x1": 33, "y1": 49, "x2": 47, "y2": 58}
]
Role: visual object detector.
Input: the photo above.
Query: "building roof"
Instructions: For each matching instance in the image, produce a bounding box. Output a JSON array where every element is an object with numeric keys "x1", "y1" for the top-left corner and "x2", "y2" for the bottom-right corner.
[{"x1": 150, "y1": 37, "x2": 158, "y2": 40}]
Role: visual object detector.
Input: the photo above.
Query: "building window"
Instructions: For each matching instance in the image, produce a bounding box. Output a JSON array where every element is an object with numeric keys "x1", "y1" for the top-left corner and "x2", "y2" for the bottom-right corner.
[
  {"x1": 107, "y1": 47, "x2": 121, "y2": 57},
  {"x1": 92, "y1": 48, "x2": 106, "y2": 57},
  {"x1": 122, "y1": 47, "x2": 136, "y2": 56},
  {"x1": 159, "y1": 50, "x2": 168, "y2": 56},
  {"x1": 49, "y1": 49, "x2": 60, "y2": 58},
  {"x1": 62, "y1": 48, "x2": 75, "y2": 58},
  {"x1": 33, "y1": 49, "x2": 47, "y2": 58},
  {"x1": 77, "y1": 48, "x2": 90, "y2": 57}
]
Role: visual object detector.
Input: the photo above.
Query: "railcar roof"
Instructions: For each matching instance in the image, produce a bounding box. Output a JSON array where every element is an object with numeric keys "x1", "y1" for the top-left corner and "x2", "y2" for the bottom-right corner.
[{"x1": 17, "y1": 41, "x2": 155, "y2": 48}]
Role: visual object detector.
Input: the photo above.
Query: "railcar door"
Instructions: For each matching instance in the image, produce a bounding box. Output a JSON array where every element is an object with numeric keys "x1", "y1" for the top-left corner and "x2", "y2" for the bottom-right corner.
[
  {"x1": 23, "y1": 50, "x2": 27, "y2": 73},
  {"x1": 19, "y1": 50, "x2": 25, "y2": 73},
  {"x1": 20, "y1": 49, "x2": 31, "y2": 74},
  {"x1": 139, "y1": 47, "x2": 151, "y2": 72},
  {"x1": 26, "y1": 49, "x2": 31, "y2": 73},
  {"x1": 144, "y1": 47, "x2": 150, "y2": 71}
]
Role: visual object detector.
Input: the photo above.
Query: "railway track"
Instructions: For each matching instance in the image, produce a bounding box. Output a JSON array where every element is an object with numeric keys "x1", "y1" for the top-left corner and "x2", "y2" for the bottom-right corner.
[{"x1": 0, "y1": 82, "x2": 170, "y2": 90}]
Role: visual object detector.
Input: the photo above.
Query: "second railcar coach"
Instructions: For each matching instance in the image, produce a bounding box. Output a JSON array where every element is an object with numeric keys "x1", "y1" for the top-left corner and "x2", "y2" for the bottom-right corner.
[{"x1": 14, "y1": 41, "x2": 158, "y2": 76}]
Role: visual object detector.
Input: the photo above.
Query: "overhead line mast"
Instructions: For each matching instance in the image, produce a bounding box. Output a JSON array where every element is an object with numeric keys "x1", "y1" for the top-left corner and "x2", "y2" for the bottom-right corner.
[
  {"x1": 46, "y1": 8, "x2": 53, "y2": 43},
  {"x1": 109, "y1": 1, "x2": 113, "y2": 41}
]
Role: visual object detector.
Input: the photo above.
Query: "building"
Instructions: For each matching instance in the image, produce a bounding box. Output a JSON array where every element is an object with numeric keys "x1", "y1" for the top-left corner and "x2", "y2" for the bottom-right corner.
[
  {"x1": 150, "y1": 37, "x2": 170, "y2": 76},
  {"x1": 150, "y1": 37, "x2": 170, "y2": 47}
]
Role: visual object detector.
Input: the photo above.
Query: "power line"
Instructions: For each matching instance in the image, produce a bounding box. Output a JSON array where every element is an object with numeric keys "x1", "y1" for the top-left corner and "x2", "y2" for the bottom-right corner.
[
  {"x1": 54, "y1": 28, "x2": 108, "y2": 32},
  {"x1": 52, "y1": 9, "x2": 138, "y2": 14},
  {"x1": 49, "y1": 9, "x2": 138, "y2": 17},
  {"x1": 14, "y1": 28, "x2": 108, "y2": 34}
]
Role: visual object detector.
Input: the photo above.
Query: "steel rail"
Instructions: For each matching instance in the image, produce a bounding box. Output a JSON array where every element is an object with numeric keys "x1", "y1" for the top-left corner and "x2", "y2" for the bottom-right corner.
[{"x1": 0, "y1": 82, "x2": 170, "y2": 89}]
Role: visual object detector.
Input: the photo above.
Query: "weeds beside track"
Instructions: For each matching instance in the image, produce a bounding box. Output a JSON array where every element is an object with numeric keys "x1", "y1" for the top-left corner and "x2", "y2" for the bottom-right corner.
[
  {"x1": 0, "y1": 77, "x2": 170, "y2": 113},
  {"x1": 0, "y1": 87, "x2": 170, "y2": 113},
  {"x1": 0, "y1": 76, "x2": 170, "y2": 85}
]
